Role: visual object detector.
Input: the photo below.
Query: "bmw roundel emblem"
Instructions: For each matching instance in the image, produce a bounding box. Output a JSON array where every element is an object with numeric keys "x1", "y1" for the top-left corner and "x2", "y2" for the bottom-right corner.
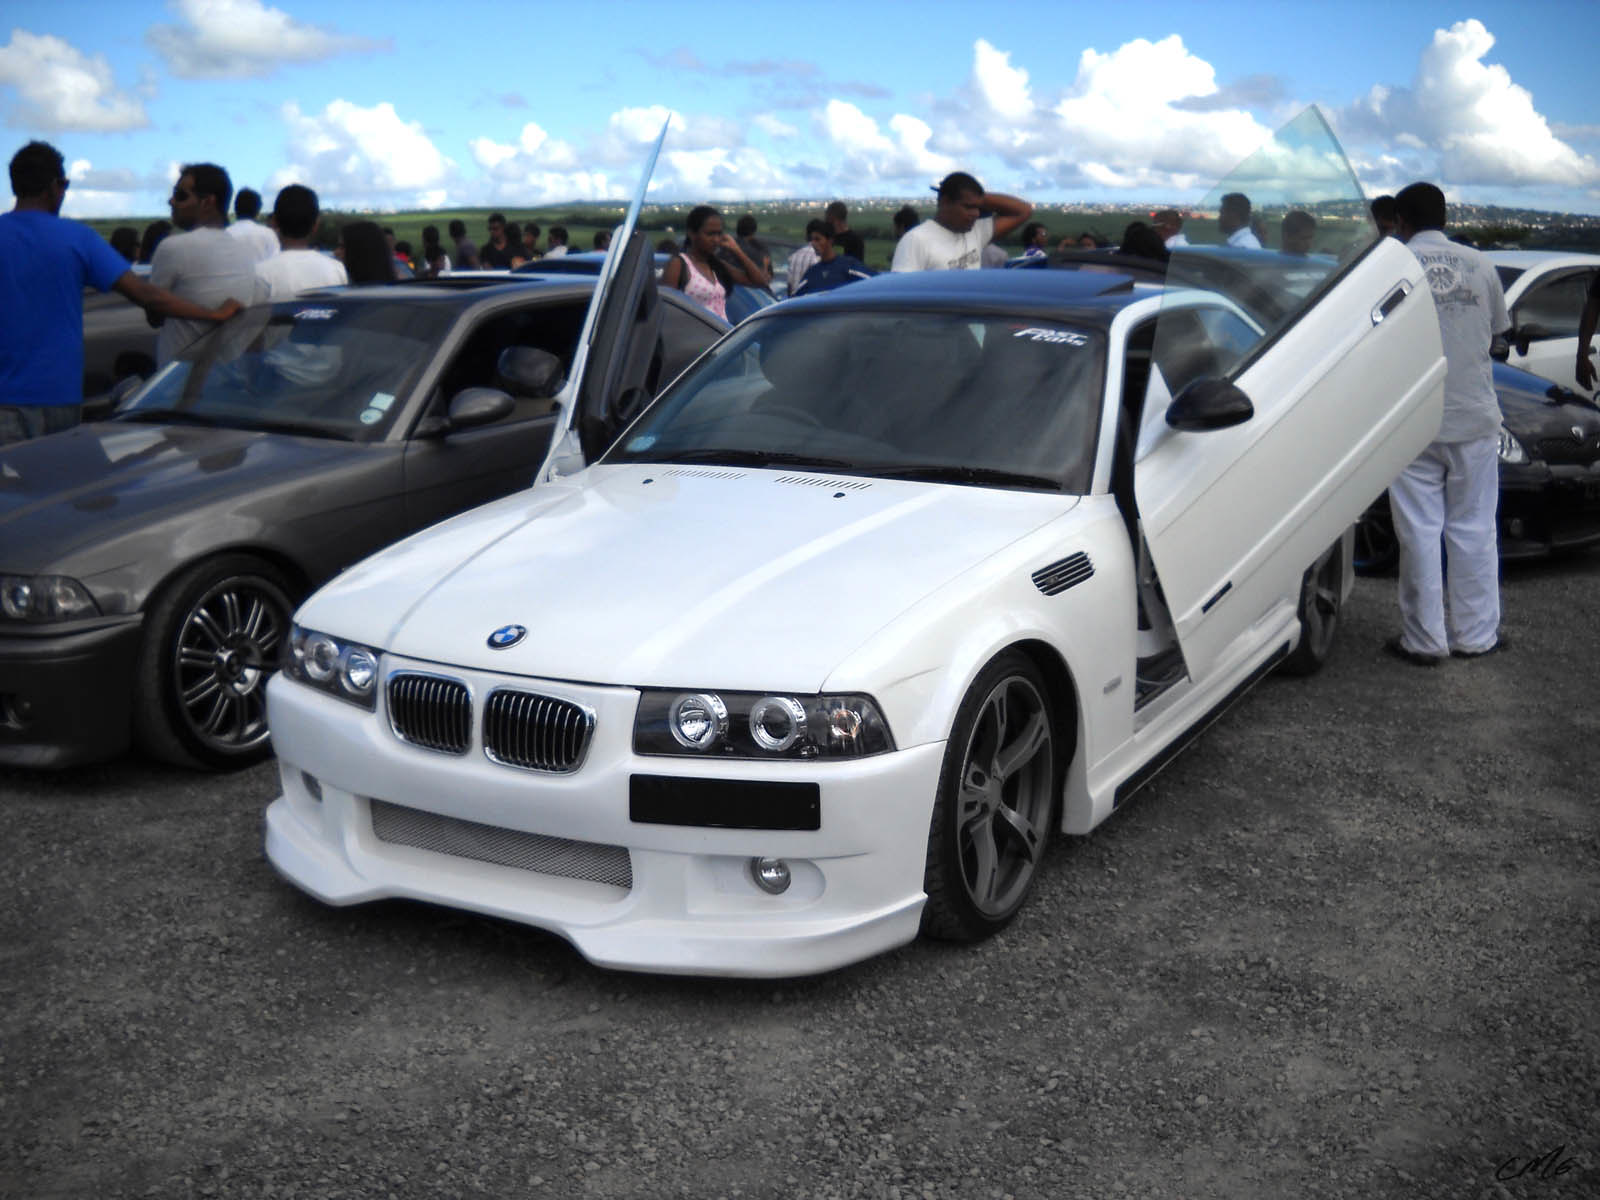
[{"x1": 487, "y1": 624, "x2": 527, "y2": 650}]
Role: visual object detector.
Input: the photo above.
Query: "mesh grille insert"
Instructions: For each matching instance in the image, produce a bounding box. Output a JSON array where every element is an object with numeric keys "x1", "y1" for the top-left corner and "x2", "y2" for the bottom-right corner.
[
  {"x1": 388, "y1": 673, "x2": 471, "y2": 754},
  {"x1": 483, "y1": 689, "x2": 594, "y2": 772},
  {"x1": 370, "y1": 799, "x2": 633, "y2": 890}
]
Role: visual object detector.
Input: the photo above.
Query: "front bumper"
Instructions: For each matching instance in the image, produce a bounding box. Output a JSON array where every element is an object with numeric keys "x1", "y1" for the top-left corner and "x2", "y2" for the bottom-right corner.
[
  {"x1": 1499, "y1": 461, "x2": 1600, "y2": 560},
  {"x1": 264, "y1": 662, "x2": 944, "y2": 978},
  {"x1": 0, "y1": 615, "x2": 143, "y2": 768}
]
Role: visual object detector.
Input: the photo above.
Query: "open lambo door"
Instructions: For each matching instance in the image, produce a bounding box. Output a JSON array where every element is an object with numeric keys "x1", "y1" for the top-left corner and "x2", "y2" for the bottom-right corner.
[
  {"x1": 1134, "y1": 106, "x2": 1446, "y2": 681},
  {"x1": 537, "y1": 121, "x2": 672, "y2": 480}
]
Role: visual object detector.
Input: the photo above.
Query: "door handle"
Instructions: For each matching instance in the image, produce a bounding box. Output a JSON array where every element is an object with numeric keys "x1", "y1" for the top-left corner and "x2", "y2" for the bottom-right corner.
[{"x1": 1371, "y1": 280, "x2": 1412, "y2": 326}]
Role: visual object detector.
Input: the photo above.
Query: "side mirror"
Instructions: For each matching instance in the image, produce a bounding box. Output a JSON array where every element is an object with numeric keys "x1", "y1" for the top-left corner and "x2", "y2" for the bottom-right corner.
[
  {"x1": 496, "y1": 347, "x2": 564, "y2": 399},
  {"x1": 446, "y1": 386, "x2": 515, "y2": 430},
  {"x1": 81, "y1": 374, "x2": 146, "y2": 421},
  {"x1": 1513, "y1": 323, "x2": 1552, "y2": 356},
  {"x1": 1166, "y1": 377, "x2": 1254, "y2": 432}
]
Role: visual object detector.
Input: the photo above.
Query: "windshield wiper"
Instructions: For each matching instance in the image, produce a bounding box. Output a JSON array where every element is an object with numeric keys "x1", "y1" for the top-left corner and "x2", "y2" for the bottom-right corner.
[
  {"x1": 631, "y1": 448, "x2": 859, "y2": 470},
  {"x1": 117, "y1": 408, "x2": 228, "y2": 427},
  {"x1": 116, "y1": 409, "x2": 354, "y2": 440},
  {"x1": 862, "y1": 464, "x2": 1061, "y2": 490}
]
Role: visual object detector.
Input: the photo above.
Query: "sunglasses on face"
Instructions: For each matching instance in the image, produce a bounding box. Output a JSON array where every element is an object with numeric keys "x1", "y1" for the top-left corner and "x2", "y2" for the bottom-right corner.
[{"x1": 171, "y1": 187, "x2": 193, "y2": 202}]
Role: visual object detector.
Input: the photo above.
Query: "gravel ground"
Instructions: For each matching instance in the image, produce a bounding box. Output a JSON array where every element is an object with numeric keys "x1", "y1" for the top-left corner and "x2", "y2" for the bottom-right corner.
[{"x1": 2, "y1": 564, "x2": 1596, "y2": 1200}]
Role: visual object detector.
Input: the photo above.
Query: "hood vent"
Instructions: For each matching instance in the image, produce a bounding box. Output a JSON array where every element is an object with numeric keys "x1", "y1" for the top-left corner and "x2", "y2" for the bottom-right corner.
[
  {"x1": 659, "y1": 467, "x2": 747, "y2": 480},
  {"x1": 773, "y1": 474, "x2": 872, "y2": 490},
  {"x1": 1032, "y1": 552, "x2": 1094, "y2": 596}
]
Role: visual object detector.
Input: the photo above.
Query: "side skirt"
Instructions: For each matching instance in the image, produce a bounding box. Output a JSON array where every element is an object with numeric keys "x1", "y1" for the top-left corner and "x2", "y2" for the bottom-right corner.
[{"x1": 1112, "y1": 639, "x2": 1291, "y2": 809}]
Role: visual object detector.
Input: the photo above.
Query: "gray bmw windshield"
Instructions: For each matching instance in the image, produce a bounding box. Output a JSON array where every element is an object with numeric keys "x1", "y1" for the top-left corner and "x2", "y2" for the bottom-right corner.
[
  {"x1": 606, "y1": 310, "x2": 1105, "y2": 492},
  {"x1": 119, "y1": 300, "x2": 456, "y2": 441}
]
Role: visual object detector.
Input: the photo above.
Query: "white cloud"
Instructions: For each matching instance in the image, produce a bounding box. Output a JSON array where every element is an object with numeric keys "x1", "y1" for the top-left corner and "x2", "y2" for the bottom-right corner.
[
  {"x1": 751, "y1": 113, "x2": 799, "y2": 140},
  {"x1": 971, "y1": 39, "x2": 1032, "y2": 120},
  {"x1": 818, "y1": 100, "x2": 953, "y2": 184},
  {"x1": 147, "y1": 0, "x2": 386, "y2": 79},
  {"x1": 470, "y1": 137, "x2": 519, "y2": 171},
  {"x1": 1049, "y1": 36, "x2": 1271, "y2": 183},
  {"x1": 1336, "y1": 19, "x2": 1599, "y2": 190},
  {"x1": 270, "y1": 99, "x2": 454, "y2": 205},
  {"x1": 0, "y1": 30, "x2": 148, "y2": 131}
]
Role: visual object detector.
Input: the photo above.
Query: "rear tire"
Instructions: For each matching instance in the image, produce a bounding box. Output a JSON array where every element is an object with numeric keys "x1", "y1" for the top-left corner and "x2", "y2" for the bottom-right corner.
[
  {"x1": 921, "y1": 651, "x2": 1058, "y2": 942},
  {"x1": 1280, "y1": 537, "x2": 1346, "y2": 677},
  {"x1": 133, "y1": 555, "x2": 295, "y2": 769}
]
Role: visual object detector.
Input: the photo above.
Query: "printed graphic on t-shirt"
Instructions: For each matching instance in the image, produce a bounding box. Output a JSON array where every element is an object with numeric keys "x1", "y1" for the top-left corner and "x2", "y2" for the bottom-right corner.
[{"x1": 1415, "y1": 252, "x2": 1480, "y2": 309}]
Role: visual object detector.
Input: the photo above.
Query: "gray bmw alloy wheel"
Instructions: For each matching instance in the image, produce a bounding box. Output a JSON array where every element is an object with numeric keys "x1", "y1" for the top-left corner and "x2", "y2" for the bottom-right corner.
[
  {"x1": 1280, "y1": 536, "x2": 1345, "y2": 676},
  {"x1": 922, "y1": 651, "x2": 1058, "y2": 941},
  {"x1": 134, "y1": 554, "x2": 295, "y2": 769}
]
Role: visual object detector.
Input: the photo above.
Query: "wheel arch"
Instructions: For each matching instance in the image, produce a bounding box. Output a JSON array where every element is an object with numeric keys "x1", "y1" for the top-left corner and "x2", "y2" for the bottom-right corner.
[
  {"x1": 141, "y1": 543, "x2": 313, "y2": 617},
  {"x1": 1002, "y1": 638, "x2": 1090, "y2": 834}
]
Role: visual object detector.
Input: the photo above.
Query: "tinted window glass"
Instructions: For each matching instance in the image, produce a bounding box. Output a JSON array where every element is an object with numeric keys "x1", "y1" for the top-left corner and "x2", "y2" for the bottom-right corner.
[
  {"x1": 607, "y1": 310, "x2": 1105, "y2": 493},
  {"x1": 1161, "y1": 106, "x2": 1379, "y2": 368},
  {"x1": 121, "y1": 301, "x2": 455, "y2": 440},
  {"x1": 1513, "y1": 270, "x2": 1592, "y2": 339}
]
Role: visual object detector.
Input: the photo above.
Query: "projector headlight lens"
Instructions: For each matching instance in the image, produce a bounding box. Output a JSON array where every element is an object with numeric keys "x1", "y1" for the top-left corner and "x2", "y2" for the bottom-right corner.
[{"x1": 635, "y1": 689, "x2": 893, "y2": 758}]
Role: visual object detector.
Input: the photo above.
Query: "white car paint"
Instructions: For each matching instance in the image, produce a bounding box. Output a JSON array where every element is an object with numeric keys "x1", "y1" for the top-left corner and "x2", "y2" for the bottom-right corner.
[
  {"x1": 1488, "y1": 250, "x2": 1600, "y2": 397},
  {"x1": 262, "y1": 230, "x2": 1443, "y2": 977}
]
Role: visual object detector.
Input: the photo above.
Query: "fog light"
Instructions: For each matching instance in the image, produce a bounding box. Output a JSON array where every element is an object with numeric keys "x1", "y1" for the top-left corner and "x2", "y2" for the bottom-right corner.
[{"x1": 750, "y1": 856, "x2": 791, "y2": 894}]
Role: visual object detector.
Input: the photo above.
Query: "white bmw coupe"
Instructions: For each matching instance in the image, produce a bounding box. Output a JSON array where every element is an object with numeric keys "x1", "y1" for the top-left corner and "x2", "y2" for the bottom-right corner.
[{"x1": 265, "y1": 113, "x2": 1446, "y2": 976}]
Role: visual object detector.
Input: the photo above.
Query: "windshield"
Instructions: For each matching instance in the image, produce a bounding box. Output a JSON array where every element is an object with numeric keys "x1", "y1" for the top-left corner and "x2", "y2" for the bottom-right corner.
[
  {"x1": 118, "y1": 300, "x2": 455, "y2": 440},
  {"x1": 605, "y1": 309, "x2": 1105, "y2": 492}
]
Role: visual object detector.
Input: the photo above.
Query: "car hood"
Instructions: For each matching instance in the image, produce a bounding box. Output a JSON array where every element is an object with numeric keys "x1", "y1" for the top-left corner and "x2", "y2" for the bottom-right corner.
[
  {"x1": 303, "y1": 463, "x2": 1076, "y2": 690},
  {"x1": 1495, "y1": 362, "x2": 1600, "y2": 445},
  {"x1": 0, "y1": 420, "x2": 376, "y2": 571}
]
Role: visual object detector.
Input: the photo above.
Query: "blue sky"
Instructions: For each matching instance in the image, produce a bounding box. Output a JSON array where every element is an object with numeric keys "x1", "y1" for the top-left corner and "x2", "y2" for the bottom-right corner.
[{"x1": 2, "y1": 0, "x2": 1596, "y2": 218}]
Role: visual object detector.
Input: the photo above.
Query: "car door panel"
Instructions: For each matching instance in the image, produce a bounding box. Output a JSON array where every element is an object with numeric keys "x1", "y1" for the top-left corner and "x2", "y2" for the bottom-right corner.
[{"x1": 1136, "y1": 236, "x2": 1444, "y2": 679}]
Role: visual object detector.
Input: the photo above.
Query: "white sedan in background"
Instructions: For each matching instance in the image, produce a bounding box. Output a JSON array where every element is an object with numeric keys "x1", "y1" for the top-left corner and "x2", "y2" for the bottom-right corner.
[{"x1": 1489, "y1": 250, "x2": 1600, "y2": 396}]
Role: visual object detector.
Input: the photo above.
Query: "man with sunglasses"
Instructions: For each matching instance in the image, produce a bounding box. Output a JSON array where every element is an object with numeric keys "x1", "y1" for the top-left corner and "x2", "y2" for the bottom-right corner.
[
  {"x1": 0, "y1": 141, "x2": 242, "y2": 445},
  {"x1": 148, "y1": 162, "x2": 261, "y2": 364}
]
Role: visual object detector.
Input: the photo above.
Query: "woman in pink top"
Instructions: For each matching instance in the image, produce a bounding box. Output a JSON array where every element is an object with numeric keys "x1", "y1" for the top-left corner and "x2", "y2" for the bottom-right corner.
[{"x1": 661, "y1": 205, "x2": 770, "y2": 322}]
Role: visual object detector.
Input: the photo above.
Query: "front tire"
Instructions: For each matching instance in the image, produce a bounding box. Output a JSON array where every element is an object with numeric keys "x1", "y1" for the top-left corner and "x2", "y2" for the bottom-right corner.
[
  {"x1": 921, "y1": 652, "x2": 1058, "y2": 942},
  {"x1": 134, "y1": 555, "x2": 295, "y2": 769}
]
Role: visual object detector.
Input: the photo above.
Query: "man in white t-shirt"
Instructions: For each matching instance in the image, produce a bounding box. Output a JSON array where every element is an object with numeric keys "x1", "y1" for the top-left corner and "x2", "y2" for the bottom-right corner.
[
  {"x1": 227, "y1": 188, "x2": 280, "y2": 263},
  {"x1": 255, "y1": 184, "x2": 348, "y2": 301},
  {"x1": 1385, "y1": 181, "x2": 1511, "y2": 665},
  {"x1": 149, "y1": 163, "x2": 263, "y2": 363},
  {"x1": 891, "y1": 172, "x2": 1032, "y2": 272},
  {"x1": 1218, "y1": 193, "x2": 1261, "y2": 249}
]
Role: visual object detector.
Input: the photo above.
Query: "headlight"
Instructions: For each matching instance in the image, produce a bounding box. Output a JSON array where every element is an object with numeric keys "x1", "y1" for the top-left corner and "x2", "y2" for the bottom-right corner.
[
  {"x1": 1497, "y1": 424, "x2": 1529, "y2": 464},
  {"x1": 635, "y1": 688, "x2": 894, "y2": 759},
  {"x1": 0, "y1": 574, "x2": 100, "y2": 624},
  {"x1": 283, "y1": 625, "x2": 381, "y2": 710}
]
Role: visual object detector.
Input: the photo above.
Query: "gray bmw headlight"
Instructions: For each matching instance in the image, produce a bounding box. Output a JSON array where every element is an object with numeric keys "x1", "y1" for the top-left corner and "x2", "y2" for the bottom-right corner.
[
  {"x1": 0, "y1": 574, "x2": 100, "y2": 624},
  {"x1": 1497, "y1": 424, "x2": 1529, "y2": 465},
  {"x1": 635, "y1": 688, "x2": 894, "y2": 759},
  {"x1": 283, "y1": 625, "x2": 381, "y2": 710}
]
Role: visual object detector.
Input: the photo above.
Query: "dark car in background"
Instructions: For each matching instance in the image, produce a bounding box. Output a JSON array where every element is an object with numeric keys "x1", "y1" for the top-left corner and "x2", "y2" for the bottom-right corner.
[
  {"x1": 2, "y1": 269, "x2": 726, "y2": 770},
  {"x1": 1353, "y1": 361, "x2": 1600, "y2": 572}
]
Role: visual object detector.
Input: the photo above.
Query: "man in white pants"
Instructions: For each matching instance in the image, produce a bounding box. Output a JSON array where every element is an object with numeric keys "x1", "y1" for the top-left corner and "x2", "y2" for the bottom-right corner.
[{"x1": 1386, "y1": 182, "x2": 1510, "y2": 666}]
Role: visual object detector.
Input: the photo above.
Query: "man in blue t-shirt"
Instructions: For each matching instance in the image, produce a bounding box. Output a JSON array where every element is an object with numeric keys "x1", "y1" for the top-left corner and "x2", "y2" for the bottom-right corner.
[
  {"x1": 792, "y1": 220, "x2": 874, "y2": 297},
  {"x1": 0, "y1": 141, "x2": 243, "y2": 444}
]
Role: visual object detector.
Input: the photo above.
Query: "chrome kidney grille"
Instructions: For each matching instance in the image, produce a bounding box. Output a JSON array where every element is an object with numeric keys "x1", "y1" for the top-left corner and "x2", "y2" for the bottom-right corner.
[
  {"x1": 483, "y1": 688, "x2": 593, "y2": 772},
  {"x1": 387, "y1": 674, "x2": 472, "y2": 754},
  {"x1": 386, "y1": 673, "x2": 594, "y2": 771}
]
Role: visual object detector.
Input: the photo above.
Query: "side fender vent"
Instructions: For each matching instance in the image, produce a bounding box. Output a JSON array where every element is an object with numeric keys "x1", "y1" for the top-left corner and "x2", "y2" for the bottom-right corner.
[{"x1": 1032, "y1": 552, "x2": 1094, "y2": 596}]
